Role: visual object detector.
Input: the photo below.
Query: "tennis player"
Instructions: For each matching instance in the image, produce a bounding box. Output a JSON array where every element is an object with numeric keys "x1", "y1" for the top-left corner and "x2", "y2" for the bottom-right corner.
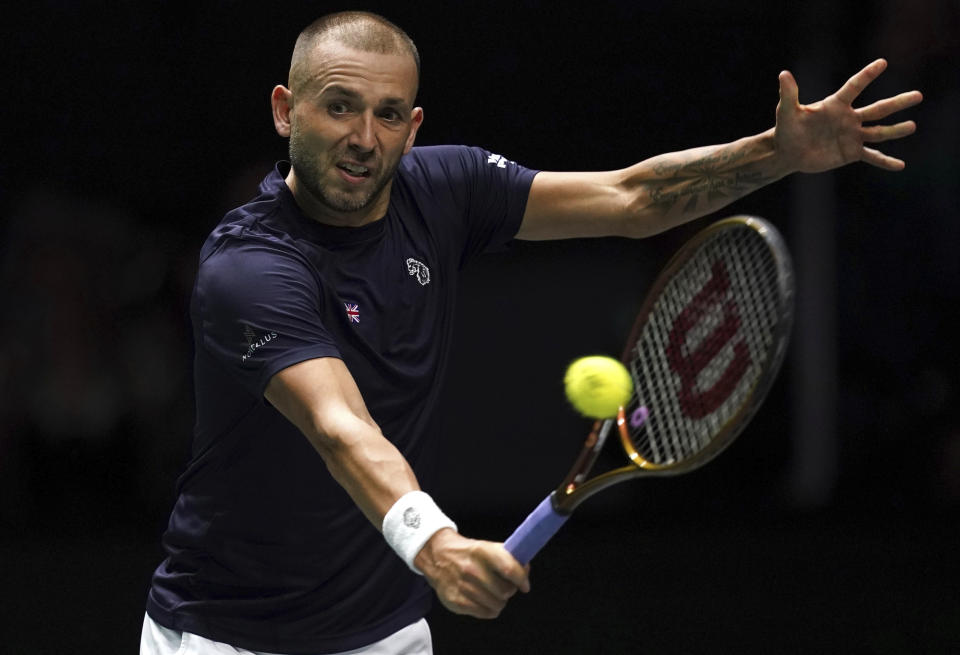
[{"x1": 141, "y1": 11, "x2": 921, "y2": 655}]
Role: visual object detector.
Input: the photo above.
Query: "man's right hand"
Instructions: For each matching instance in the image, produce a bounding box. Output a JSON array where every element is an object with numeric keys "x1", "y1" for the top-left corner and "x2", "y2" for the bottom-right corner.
[{"x1": 414, "y1": 528, "x2": 531, "y2": 619}]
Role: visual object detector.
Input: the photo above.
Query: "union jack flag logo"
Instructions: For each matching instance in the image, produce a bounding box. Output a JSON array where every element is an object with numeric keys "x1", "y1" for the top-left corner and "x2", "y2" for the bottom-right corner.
[{"x1": 345, "y1": 303, "x2": 360, "y2": 324}]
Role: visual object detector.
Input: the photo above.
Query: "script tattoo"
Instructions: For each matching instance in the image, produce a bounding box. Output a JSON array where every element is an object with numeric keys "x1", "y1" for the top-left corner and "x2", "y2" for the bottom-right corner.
[{"x1": 646, "y1": 145, "x2": 774, "y2": 216}]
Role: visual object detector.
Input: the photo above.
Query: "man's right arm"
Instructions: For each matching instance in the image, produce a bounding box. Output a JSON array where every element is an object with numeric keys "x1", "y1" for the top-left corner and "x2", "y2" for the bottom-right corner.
[
  {"x1": 264, "y1": 357, "x2": 530, "y2": 618},
  {"x1": 265, "y1": 357, "x2": 417, "y2": 526}
]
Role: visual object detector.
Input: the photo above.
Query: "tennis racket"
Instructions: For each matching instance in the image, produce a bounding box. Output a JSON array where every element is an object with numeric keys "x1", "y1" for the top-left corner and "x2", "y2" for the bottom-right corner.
[{"x1": 504, "y1": 215, "x2": 794, "y2": 565}]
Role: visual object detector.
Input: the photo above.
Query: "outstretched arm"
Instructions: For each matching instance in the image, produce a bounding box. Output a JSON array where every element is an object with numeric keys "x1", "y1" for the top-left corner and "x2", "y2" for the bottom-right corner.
[
  {"x1": 517, "y1": 59, "x2": 922, "y2": 241},
  {"x1": 265, "y1": 358, "x2": 529, "y2": 618}
]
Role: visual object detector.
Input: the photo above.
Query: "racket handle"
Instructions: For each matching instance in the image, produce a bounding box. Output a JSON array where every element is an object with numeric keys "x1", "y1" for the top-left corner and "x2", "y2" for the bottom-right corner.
[{"x1": 503, "y1": 493, "x2": 570, "y2": 565}]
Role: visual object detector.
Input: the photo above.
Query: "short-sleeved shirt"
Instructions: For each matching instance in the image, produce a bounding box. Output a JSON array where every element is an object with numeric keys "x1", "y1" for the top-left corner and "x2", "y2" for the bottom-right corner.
[{"x1": 146, "y1": 146, "x2": 538, "y2": 654}]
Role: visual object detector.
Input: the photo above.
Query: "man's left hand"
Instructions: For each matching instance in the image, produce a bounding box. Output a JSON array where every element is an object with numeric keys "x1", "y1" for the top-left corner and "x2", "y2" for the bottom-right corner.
[{"x1": 775, "y1": 58, "x2": 922, "y2": 174}]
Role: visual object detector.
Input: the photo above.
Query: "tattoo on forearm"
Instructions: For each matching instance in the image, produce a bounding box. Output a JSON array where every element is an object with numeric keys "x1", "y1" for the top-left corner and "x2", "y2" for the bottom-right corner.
[{"x1": 645, "y1": 145, "x2": 774, "y2": 216}]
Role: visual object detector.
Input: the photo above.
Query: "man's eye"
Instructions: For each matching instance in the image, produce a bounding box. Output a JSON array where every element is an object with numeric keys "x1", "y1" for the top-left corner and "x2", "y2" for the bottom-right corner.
[
  {"x1": 380, "y1": 109, "x2": 401, "y2": 122},
  {"x1": 328, "y1": 102, "x2": 350, "y2": 115}
]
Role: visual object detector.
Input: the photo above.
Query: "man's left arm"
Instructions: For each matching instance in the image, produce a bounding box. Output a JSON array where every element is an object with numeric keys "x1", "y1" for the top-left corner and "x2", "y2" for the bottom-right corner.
[{"x1": 517, "y1": 59, "x2": 922, "y2": 241}]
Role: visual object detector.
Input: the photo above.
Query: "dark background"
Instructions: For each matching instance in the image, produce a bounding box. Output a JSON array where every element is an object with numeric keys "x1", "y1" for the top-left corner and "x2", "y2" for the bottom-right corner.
[{"x1": 1, "y1": 1, "x2": 958, "y2": 653}]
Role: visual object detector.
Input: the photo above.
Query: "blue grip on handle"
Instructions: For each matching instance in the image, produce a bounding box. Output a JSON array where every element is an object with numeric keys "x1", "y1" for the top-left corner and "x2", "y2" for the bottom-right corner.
[{"x1": 503, "y1": 493, "x2": 570, "y2": 565}]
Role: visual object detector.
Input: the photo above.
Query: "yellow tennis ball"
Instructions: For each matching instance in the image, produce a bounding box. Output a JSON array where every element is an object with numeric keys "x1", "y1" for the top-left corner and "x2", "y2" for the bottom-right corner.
[{"x1": 563, "y1": 356, "x2": 634, "y2": 419}]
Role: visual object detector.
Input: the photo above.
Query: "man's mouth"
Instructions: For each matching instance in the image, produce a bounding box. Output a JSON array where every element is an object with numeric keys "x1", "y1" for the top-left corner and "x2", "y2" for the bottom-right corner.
[{"x1": 337, "y1": 162, "x2": 371, "y2": 178}]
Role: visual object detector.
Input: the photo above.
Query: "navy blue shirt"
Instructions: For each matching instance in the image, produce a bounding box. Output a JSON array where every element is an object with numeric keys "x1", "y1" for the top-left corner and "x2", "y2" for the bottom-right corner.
[{"x1": 146, "y1": 146, "x2": 538, "y2": 654}]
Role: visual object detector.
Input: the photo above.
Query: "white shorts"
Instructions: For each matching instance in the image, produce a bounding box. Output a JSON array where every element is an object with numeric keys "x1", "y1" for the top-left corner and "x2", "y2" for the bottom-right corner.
[{"x1": 139, "y1": 613, "x2": 433, "y2": 655}]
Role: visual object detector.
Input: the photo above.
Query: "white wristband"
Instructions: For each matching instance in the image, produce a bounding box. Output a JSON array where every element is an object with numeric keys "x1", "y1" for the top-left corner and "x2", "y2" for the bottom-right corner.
[{"x1": 382, "y1": 490, "x2": 457, "y2": 574}]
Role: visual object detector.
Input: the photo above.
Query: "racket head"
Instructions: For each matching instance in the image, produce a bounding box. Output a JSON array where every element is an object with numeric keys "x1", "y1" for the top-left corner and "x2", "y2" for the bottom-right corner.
[{"x1": 618, "y1": 215, "x2": 794, "y2": 473}]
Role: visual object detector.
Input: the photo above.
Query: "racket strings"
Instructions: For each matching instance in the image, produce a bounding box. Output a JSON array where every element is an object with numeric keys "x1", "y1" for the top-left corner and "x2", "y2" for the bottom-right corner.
[{"x1": 626, "y1": 225, "x2": 786, "y2": 467}]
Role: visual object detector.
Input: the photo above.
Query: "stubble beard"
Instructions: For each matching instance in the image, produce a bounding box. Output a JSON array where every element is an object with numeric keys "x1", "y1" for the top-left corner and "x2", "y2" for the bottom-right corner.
[{"x1": 288, "y1": 125, "x2": 397, "y2": 215}]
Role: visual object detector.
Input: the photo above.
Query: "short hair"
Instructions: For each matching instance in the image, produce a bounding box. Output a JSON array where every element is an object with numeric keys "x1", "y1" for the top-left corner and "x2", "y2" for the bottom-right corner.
[{"x1": 288, "y1": 11, "x2": 420, "y2": 94}]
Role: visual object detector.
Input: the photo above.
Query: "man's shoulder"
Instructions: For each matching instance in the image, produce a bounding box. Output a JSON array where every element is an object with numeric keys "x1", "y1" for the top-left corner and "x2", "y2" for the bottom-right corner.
[
  {"x1": 400, "y1": 145, "x2": 529, "y2": 178},
  {"x1": 195, "y1": 213, "x2": 313, "y2": 311},
  {"x1": 193, "y1": 217, "x2": 315, "y2": 316},
  {"x1": 397, "y1": 145, "x2": 515, "y2": 198},
  {"x1": 400, "y1": 144, "x2": 480, "y2": 174},
  {"x1": 200, "y1": 173, "x2": 300, "y2": 266}
]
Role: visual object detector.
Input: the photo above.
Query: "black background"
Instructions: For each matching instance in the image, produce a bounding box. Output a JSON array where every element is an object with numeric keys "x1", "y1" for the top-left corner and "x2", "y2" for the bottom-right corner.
[{"x1": 1, "y1": 1, "x2": 958, "y2": 653}]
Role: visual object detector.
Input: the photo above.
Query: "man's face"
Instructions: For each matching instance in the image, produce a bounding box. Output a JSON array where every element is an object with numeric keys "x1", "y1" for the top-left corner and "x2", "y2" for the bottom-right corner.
[{"x1": 286, "y1": 40, "x2": 422, "y2": 223}]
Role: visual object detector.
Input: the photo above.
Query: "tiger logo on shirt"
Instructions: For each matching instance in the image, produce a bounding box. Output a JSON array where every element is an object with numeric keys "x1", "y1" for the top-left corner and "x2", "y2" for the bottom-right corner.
[{"x1": 406, "y1": 258, "x2": 430, "y2": 286}]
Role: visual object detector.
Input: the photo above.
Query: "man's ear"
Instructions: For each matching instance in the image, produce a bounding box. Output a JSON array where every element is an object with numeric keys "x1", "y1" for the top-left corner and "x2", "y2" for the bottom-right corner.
[
  {"x1": 403, "y1": 107, "x2": 424, "y2": 154},
  {"x1": 271, "y1": 85, "x2": 294, "y2": 137}
]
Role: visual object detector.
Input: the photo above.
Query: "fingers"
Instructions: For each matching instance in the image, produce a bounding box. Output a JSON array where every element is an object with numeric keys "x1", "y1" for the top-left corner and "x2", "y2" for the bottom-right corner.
[
  {"x1": 845, "y1": 64, "x2": 920, "y2": 170},
  {"x1": 423, "y1": 534, "x2": 531, "y2": 619},
  {"x1": 861, "y1": 146, "x2": 906, "y2": 171},
  {"x1": 449, "y1": 566, "x2": 518, "y2": 618},
  {"x1": 835, "y1": 58, "x2": 887, "y2": 105},
  {"x1": 446, "y1": 555, "x2": 529, "y2": 618},
  {"x1": 494, "y1": 549, "x2": 531, "y2": 595},
  {"x1": 777, "y1": 70, "x2": 799, "y2": 110},
  {"x1": 775, "y1": 58, "x2": 919, "y2": 173},
  {"x1": 862, "y1": 120, "x2": 917, "y2": 143},
  {"x1": 857, "y1": 90, "x2": 924, "y2": 122},
  {"x1": 460, "y1": 544, "x2": 530, "y2": 617}
]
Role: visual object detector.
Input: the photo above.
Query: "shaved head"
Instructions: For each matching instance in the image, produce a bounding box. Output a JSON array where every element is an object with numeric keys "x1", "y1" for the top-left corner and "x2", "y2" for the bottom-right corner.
[{"x1": 288, "y1": 11, "x2": 420, "y2": 96}]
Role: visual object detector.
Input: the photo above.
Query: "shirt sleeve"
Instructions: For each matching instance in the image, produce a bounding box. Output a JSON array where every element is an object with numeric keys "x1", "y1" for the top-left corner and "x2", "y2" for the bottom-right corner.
[
  {"x1": 193, "y1": 238, "x2": 341, "y2": 398},
  {"x1": 409, "y1": 145, "x2": 539, "y2": 268}
]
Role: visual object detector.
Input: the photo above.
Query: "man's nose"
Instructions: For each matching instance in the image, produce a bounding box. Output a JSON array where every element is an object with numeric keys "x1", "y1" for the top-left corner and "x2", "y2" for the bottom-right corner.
[{"x1": 348, "y1": 114, "x2": 377, "y2": 152}]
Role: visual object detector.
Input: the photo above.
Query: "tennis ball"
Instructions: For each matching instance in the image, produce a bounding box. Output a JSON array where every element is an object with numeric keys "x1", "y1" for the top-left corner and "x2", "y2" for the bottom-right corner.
[{"x1": 563, "y1": 356, "x2": 634, "y2": 419}]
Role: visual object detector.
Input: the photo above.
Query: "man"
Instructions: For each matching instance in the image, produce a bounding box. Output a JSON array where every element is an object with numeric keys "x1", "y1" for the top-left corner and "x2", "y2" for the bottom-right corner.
[{"x1": 141, "y1": 10, "x2": 921, "y2": 655}]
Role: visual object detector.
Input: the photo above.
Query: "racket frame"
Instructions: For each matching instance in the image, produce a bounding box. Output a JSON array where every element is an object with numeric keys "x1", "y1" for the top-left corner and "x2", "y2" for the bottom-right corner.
[{"x1": 550, "y1": 215, "x2": 794, "y2": 515}]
